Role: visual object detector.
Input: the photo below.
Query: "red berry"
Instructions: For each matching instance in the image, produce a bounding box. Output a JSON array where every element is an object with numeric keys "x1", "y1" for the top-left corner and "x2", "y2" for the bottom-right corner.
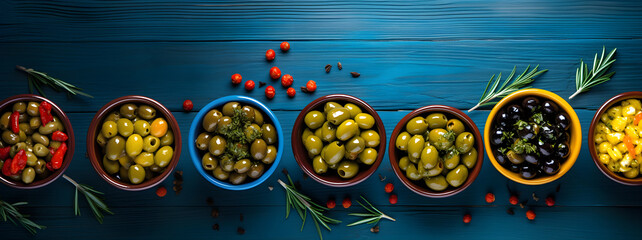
[
  {"x1": 342, "y1": 197, "x2": 351, "y2": 208},
  {"x1": 280, "y1": 42, "x2": 290, "y2": 52},
  {"x1": 463, "y1": 214, "x2": 471, "y2": 224},
  {"x1": 245, "y1": 80, "x2": 255, "y2": 91},
  {"x1": 526, "y1": 210, "x2": 536, "y2": 220},
  {"x1": 156, "y1": 186, "x2": 167, "y2": 197},
  {"x1": 509, "y1": 195, "x2": 519, "y2": 205},
  {"x1": 182, "y1": 100, "x2": 193, "y2": 112},
  {"x1": 546, "y1": 196, "x2": 555, "y2": 207},
  {"x1": 281, "y1": 74, "x2": 293, "y2": 87},
  {"x1": 231, "y1": 73, "x2": 242, "y2": 85},
  {"x1": 389, "y1": 194, "x2": 398, "y2": 205},
  {"x1": 485, "y1": 193, "x2": 495, "y2": 203},
  {"x1": 384, "y1": 183, "x2": 394, "y2": 193},
  {"x1": 326, "y1": 199, "x2": 336, "y2": 209},
  {"x1": 305, "y1": 80, "x2": 317, "y2": 92},
  {"x1": 286, "y1": 87, "x2": 296, "y2": 98},
  {"x1": 270, "y1": 67, "x2": 281, "y2": 80},
  {"x1": 265, "y1": 86, "x2": 275, "y2": 99},
  {"x1": 265, "y1": 49, "x2": 275, "y2": 61}
]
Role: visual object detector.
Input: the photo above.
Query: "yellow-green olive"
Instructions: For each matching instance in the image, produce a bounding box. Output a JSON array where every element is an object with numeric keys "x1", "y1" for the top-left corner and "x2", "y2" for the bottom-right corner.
[
  {"x1": 96, "y1": 133, "x2": 107, "y2": 147},
  {"x1": 345, "y1": 136, "x2": 365, "y2": 160},
  {"x1": 426, "y1": 160, "x2": 444, "y2": 177},
  {"x1": 29, "y1": 117, "x2": 41, "y2": 129},
  {"x1": 39, "y1": 121, "x2": 58, "y2": 135},
  {"x1": 195, "y1": 132, "x2": 212, "y2": 151},
  {"x1": 250, "y1": 139, "x2": 267, "y2": 160},
  {"x1": 262, "y1": 124, "x2": 277, "y2": 145},
  {"x1": 137, "y1": 105, "x2": 156, "y2": 120},
  {"x1": 624, "y1": 166, "x2": 639, "y2": 178},
  {"x1": 1, "y1": 131, "x2": 17, "y2": 145},
  {"x1": 49, "y1": 141, "x2": 61, "y2": 149},
  {"x1": 455, "y1": 132, "x2": 475, "y2": 153},
  {"x1": 254, "y1": 109, "x2": 264, "y2": 125},
  {"x1": 420, "y1": 145, "x2": 439, "y2": 169},
  {"x1": 216, "y1": 116, "x2": 232, "y2": 133},
  {"x1": 429, "y1": 128, "x2": 453, "y2": 151},
  {"x1": 234, "y1": 159, "x2": 252, "y2": 173},
  {"x1": 426, "y1": 113, "x2": 448, "y2": 129},
  {"x1": 213, "y1": 167, "x2": 230, "y2": 180},
  {"x1": 248, "y1": 162, "x2": 265, "y2": 179},
  {"x1": 320, "y1": 121, "x2": 336, "y2": 142},
  {"x1": 506, "y1": 150, "x2": 524, "y2": 164},
  {"x1": 154, "y1": 146, "x2": 173, "y2": 167},
  {"x1": 18, "y1": 130, "x2": 27, "y2": 142},
  {"x1": 126, "y1": 134, "x2": 144, "y2": 157},
  {"x1": 399, "y1": 156, "x2": 410, "y2": 171},
  {"x1": 314, "y1": 127, "x2": 323, "y2": 140},
  {"x1": 149, "y1": 164, "x2": 163, "y2": 173},
  {"x1": 304, "y1": 111, "x2": 325, "y2": 129},
  {"x1": 312, "y1": 155, "x2": 328, "y2": 174},
  {"x1": 160, "y1": 130, "x2": 174, "y2": 146},
  {"x1": 21, "y1": 167, "x2": 35, "y2": 184},
  {"x1": 406, "y1": 116, "x2": 428, "y2": 135},
  {"x1": 143, "y1": 135, "x2": 160, "y2": 153},
  {"x1": 336, "y1": 119, "x2": 358, "y2": 141},
  {"x1": 323, "y1": 141, "x2": 345, "y2": 165},
  {"x1": 446, "y1": 165, "x2": 468, "y2": 187},
  {"x1": 344, "y1": 103, "x2": 362, "y2": 118},
  {"x1": 220, "y1": 156, "x2": 234, "y2": 172},
  {"x1": 358, "y1": 148, "x2": 377, "y2": 165},
  {"x1": 324, "y1": 102, "x2": 342, "y2": 114},
  {"x1": 203, "y1": 109, "x2": 223, "y2": 132},
  {"x1": 26, "y1": 102, "x2": 39, "y2": 116},
  {"x1": 222, "y1": 102, "x2": 241, "y2": 117},
  {"x1": 360, "y1": 130, "x2": 380, "y2": 148},
  {"x1": 103, "y1": 156, "x2": 120, "y2": 174},
  {"x1": 407, "y1": 135, "x2": 425, "y2": 162},
  {"x1": 446, "y1": 119, "x2": 465, "y2": 135},
  {"x1": 395, "y1": 132, "x2": 411, "y2": 151},
  {"x1": 105, "y1": 111, "x2": 120, "y2": 122},
  {"x1": 208, "y1": 135, "x2": 226, "y2": 156},
  {"x1": 128, "y1": 164, "x2": 146, "y2": 184},
  {"x1": 229, "y1": 172, "x2": 247, "y2": 185},
  {"x1": 133, "y1": 120, "x2": 151, "y2": 137},
  {"x1": 118, "y1": 155, "x2": 133, "y2": 169},
  {"x1": 105, "y1": 136, "x2": 126, "y2": 161},
  {"x1": 13, "y1": 102, "x2": 26, "y2": 113},
  {"x1": 327, "y1": 107, "x2": 350, "y2": 125},
  {"x1": 337, "y1": 160, "x2": 359, "y2": 179},
  {"x1": 444, "y1": 152, "x2": 460, "y2": 170},
  {"x1": 425, "y1": 175, "x2": 448, "y2": 191},
  {"x1": 0, "y1": 112, "x2": 10, "y2": 130},
  {"x1": 119, "y1": 166, "x2": 130, "y2": 183},
  {"x1": 461, "y1": 148, "x2": 478, "y2": 169},
  {"x1": 241, "y1": 105, "x2": 255, "y2": 122},
  {"x1": 34, "y1": 160, "x2": 46, "y2": 175},
  {"x1": 354, "y1": 113, "x2": 375, "y2": 129},
  {"x1": 119, "y1": 103, "x2": 138, "y2": 119},
  {"x1": 405, "y1": 164, "x2": 422, "y2": 181},
  {"x1": 202, "y1": 153, "x2": 218, "y2": 171},
  {"x1": 117, "y1": 118, "x2": 134, "y2": 137},
  {"x1": 304, "y1": 135, "x2": 323, "y2": 156},
  {"x1": 33, "y1": 143, "x2": 48, "y2": 157},
  {"x1": 134, "y1": 152, "x2": 155, "y2": 167},
  {"x1": 31, "y1": 132, "x2": 49, "y2": 146}
]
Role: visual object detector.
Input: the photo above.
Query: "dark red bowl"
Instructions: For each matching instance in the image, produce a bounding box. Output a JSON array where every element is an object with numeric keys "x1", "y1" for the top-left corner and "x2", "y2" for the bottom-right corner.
[
  {"x1": 0, "y1": 94, "x2": 74, "y2": 189},
  {"x1": 389, "y1": 105, "x2": 483, "y2": 198},
  {"x1": 292, "y1": 94, "x2": 386, "y2": 187},
  {"x1": 87, "y1": 96, "x2": 181, "y2": 191},
  {"x1": 589, "y1": 91, "x2": 642, "y2": 185}
]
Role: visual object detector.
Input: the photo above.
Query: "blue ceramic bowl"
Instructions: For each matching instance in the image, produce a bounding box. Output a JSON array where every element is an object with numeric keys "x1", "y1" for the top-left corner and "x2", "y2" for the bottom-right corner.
[{"x1": 189, "y1": 95, "x2": 283, "y2": 190}]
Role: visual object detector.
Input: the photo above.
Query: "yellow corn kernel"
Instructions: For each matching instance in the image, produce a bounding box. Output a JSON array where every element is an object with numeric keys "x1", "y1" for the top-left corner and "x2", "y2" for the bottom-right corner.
[
  {"x1": 599, "y1": 153, "x2": 611, "y2": 165},
  {"x1": 606, "y1": 132, "x2": 625, "y2": 145},
  {"x1": 611, "y1": 117, "x2": 627, "y2": 132},
  {"x1": 595, "y1": 122, "x2": 610, "y2": 134},
  {"x1": 598, "y1": 142, "x2": 612, "y2": 154},
  {"x1": 635, "y1": 144, "x2": 642, "y2": 155},
  {"x1": 621, "y1": 154, "x2": 633, "y2": 167},
  {"x1": 625, "y1": 126, "x2": 639, "y2": 140},
  {"x1": 607, "y1": 147, "x2": 622, "y2": 160},
  {"x1": 623, "y1": 99, "x2": 642, "y2": 112},
  {"x1": 594, "y1": 133, "x2": 606, "y2": 144},
  {"x1": 623, "y1": 166, "x2": 639, "y2": 178},
  {"x1": 616, "y1": 142, "x2": 628, "y2": 153},
  {"x1": 608, "y1": 106, "x2": 623, "y2": 118},
  {"x1": 622, "y1": 105, "x2": 637, "y2": 117},
  {"x1": 601, "y1": 114, "x2": 611, "y2": 123},
  {"x1": 632, "y1": 157, "x2": 640, "y2": 168}
]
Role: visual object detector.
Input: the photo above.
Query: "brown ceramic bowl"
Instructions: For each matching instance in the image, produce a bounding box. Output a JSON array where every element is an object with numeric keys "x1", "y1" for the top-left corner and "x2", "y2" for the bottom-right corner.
[
  {"x1": 589, "y1": 91, "x2": 642, "y2": 185},
  {"x1": 292, "y1": 94, "x2": 386, "y2": 187},
  {"x1": 389, "y1": 105, "x2": 483, "y2": 198},
  {"x1": 87, "y1": 96, "x2": 181, "y2": 191},
  {"x1": 0, "y1": 94, "x2": 74, "y2": 189}
]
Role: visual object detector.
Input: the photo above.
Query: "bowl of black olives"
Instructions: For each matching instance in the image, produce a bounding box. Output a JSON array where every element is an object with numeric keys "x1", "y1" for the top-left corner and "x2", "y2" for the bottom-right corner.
[{"x1": 484, "y1": 89, "x2": 582, "y2": 185}]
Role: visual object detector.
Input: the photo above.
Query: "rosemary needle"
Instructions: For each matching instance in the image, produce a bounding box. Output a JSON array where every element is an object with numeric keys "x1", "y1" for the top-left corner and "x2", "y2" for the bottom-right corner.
[
  {"x1": 0, "y1": 199, "x2": 45, "y2": 235},
  {"x1": 63, "y1": 174, "x2": 113, "y2": 224},
  {"x1": 468, "y1": 65, "x2": 547, "y2": 112},
  {"x1": 16, "y1": 65, "x2": 93, "y2": 98},
  {"x1": 347, "y1": 196, "x2": 395, "y2": 227},
  {"x1": 569, "y1": 47, "x2": 617, "y2": 99}
]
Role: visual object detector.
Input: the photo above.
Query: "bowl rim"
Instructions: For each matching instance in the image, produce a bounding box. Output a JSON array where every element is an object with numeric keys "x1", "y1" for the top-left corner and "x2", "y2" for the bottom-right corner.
[
  {"x1": 588, "y1": 91, "x2": 642, "y2": 185},
  {"x1": 388, "y1": 105, "x2": 484, "y2": 198},
  {"x1": 484, "y1": 88, "x2": 582, "y2": 185},
  {"x1": 188, "y1": 95, "x2": 283, "y2": 190},
  {"x1": 291, "y1": 94, "x2": 386, "y2": 187},
  {"x1": 87, "y1": 95, "x2": 181, "y2": 191},
  {"x1": 0, "y1": 94, "x2": 75, "y2": 189}
]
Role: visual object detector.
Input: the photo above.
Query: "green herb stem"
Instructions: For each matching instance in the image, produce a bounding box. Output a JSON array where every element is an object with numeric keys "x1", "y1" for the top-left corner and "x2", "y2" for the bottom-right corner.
[
  {"x1": 0, "y1": 199, "x2": 45, "y2": 235},
  {"x1": 569, "y1": 47, "x2": 617, "y2": 99},
  {"x1": 468, "y1": 65, "x2": 547, "y2": 112},
  {"x1": 347, "y1": 196, "x2": 395, "y2": 227},
  {"x1": 63, "y1": 174, "x2": 113, "y2": 224},
  {"x1": 16, "y1": 65, "x2": 93, "y2": 98}
]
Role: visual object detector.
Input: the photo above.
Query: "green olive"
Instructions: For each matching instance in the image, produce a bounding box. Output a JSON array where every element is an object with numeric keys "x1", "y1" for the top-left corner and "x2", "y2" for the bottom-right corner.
[
  {"x1": 154, "y1": 146, "x2": 173, "y2": 167},
  {"x1": 336, "y1": 119, "x2": 358, "y2": 141},
  {"x1": 337, "y1": 160, "x2": 359, "y2": 179},
  {"x1": 128, "y1": 164, "x2": 146, "y2": 184},
  {"x1": 345, "y1": 136, "x2": 365, "y2": 160},
  {"x1": 446, "y1": 165, "x2": 468, "y2": 187},
  {"x1": 234, "y1": 159, "x2": 252, "y2": 173},
  {"x1": 327, "y1": 107, "x2": 350, "y2": 125},
  {"x1": 220, "y1": 156, "x2": 234, "y2": 172},
  {"x1": 426, "y1": 160, "x2": 444, "y2": 177},
  {"x1": 461, "y1": 148, "x2": 478, "y2": 169},
  {"x1": 0, "y1": 112, "x2": 10, "y2": 129},
  {"x1": 13, "y1": 102, "x2": 26, "y2": 113},
  {"x1": 33, "y1": 143, "x2": 48, "y2": 157},
  {"x1": 134, "y1": 152, "x2": 155, "y2": 167},
  {"x1": 208, "y1": 135, "x2": 226, "y2": 156},
  {"x1": 195, "y1": 132, "x2": 212, "y2": 151},
  {"x1": 105, "y1": 136, "x2": 126, "y2": 161},
  {"x1": 160, "y1": 130, "x2": 174, "y2": 146},
  {"x1": 49, "y1": 141, "x2": 61, "y2": 150},
  {"x1": 94, "y1": 132, "x2": 106, "y2": 147},
  {"x1": 323, "y1": 141, "x2": 345, "y2": 165},
  {"x1": 358, "y1": 130, "x2": 379, "y2": 148},
  {"x1": 425, "y1": 175, "x2": 448, "y2": 191},
  {"x1": 133, "y1": 120, "x2": 151, "y2": 137},
  {"x1": 312, "y1": 155, "x2": 328, "y2": 174},
  {"x1": 314, "y1": 128, "x2": 323, "y2": 140},
  {"x1": 320, "y1": 121, "x2": 336, "y2": 142},
  {"x1": 137, "y1": 105, "x2": 156, "y2": 120},
  {"x1": 429, "y1": 128, "x2": 453, "y2": 151},
  {"x1": 406, "y1": 117, "x2": 428, "y2": 135},
  {"x1": 354, "y1": 113, "x2": 375, "y2": 130},
  {"x1": 262, "y1": 124, "x2": 277, "y2": 145},
  {"x1": 143, "y1": 135, "x2": 160, "y2": 152},
  {"x1": 262, "y1": 145, "x2": 277, "y2": 165},
  {"x1": 395, "y1": 131, "x2": 411, "y2": 151},
  {"x1": 126, "y1": 134, "x2": 144, "y2": 157},
  {"x1": 202, "y1": 153, "x2": 218, "y2": 171},
  {"x1": 426, "y1": 113, "x2": 448, "y2": 129},
  {"x1": 358, "y1": 148, "x2": 377, "y2": 165},
  {"x1": 119, "y1": 103, "x2": 138, "y2": 119},
  {"x1": 213, "y1": 166, "x2": 230, "y2": 180},
  {"x1": 244, "y1": 124, "x2": 261, "y2": 142},
  {"x1": 304, "y1": 135, "x2": 322, "y2": 156},
  {"x1": 34, "y1": 160, "x2": 46, "y2": 175},
  {"x1": 118, "y1": 155, "x2": 133, "y2": 169},
  {"x1": 248, "y1": 162, "x2": 265, "y2": 179},
  {"x1": 254, "y1": 109, "x2": 264, "y2": 125},
  {"x1": 407, "y1": 135, "x2": 425, "y2": 162},
  {"x1": 118, "y1": 167, "x2": 130, "y2": 183},
  {"x1": 405, "y1": 164, "x2": 422, "y2": 181},
  {"x1": 250, "y1": 139, "x2": 267, "y2": 160},
  {"x1": 26, "y1": 102, "x2": 39, "y2": 116},
  {"x1": 21, "y1": 167, "x2": 35, "y2": 184},
  {"x1": 24, "y1": 151, "x2": 37, "y2": 166},
  {"x1": 420, "y1": 145, "x2": 439, "y2": 169},
  {"x1": 39, "y1": 121, "x2": 58, "y2": 135},
  {"x1": 323, "y1": 102, "x2": 342, "y2": 114},
  {"x1": 105, "y1": 111, "x2": 120, "y2": 122},
  {"x1": 116, "y1": 118, "x2": 134, "y2": 137},
  {"x1": 203, "y1": 109, "x2": 223, "y2": 132},
  {"x1": 149, "y1": 164, "x2": 163, "y2": 173},
  {"x1": 31, "y1": 132, "x2": 49, "y2": 146},
  {"x1": 229, "y1": 172, "x2": 247, "y2": 185},
  {"x1": 222, "y1": 102, "x2": 241, "y2": 117},
  {"x1": 455, "y1": 132, "x2": 475, "y2": 153},
  {"x1": 103, "y1": 155, "x2": 120, "y2": 174},
  {"x1": 446, "y1": 119, "x2": 465, "y2": 135},
  {"x1": 29, "y1": 117, "x2": 41, "y2": 129},
  {"x1": 506, "y1": 150, "x2": 524, "y2": 164},
  {"x1": 19, "y1": 123, "x2": 33, "y2": 135},
  {"x1": 624, "y1": 167, "x2": 639, "y2": 178},
  {"x1": 399, "y1": 156, "x2": 410, "y2": 171},
  {"x1": 444, "y1": 152, "x2": 460, "y2": 170},
  {"x1": 344, "y1": 103, "x2": 362, "y2": 118},
  {"x1": 216, "y1": 116, "x2": 232, "y2": 133},
  {"x1": 241, "y1": 105, "x2": 255, "y2": 122},
  {"x1": 304, "y1": 111, "x2": 325, "y2": 129}
]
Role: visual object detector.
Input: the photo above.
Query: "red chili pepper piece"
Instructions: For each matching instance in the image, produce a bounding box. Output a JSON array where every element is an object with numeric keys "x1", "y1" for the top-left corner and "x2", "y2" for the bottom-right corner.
[
  {"x1": 10, "y1": 149, "x2": 27, "y2": 175},
  {"x1": 624, "y1": 135, "x2": 636, "y2": 158},
  {"x1": 2, "y1": 159, "x2": 13, "y2": 176},
  {"x1": 51, "y1": 142, "x2": 67, "y2": 170},
  {"x1": 0, "y1": 146, "x2": 10, "y2": 160},
  {"x1": 45, "y1": 162, "x2": 54, "y2": 172},
  {"x1": 634, "y1": 112, "x2": 642, "y2": 125},
  {"x1": 51, "y1": 131, "x2": 68, "y2": 142},
  {"x1": 48, "y1": 147, "x2": 56, "y2": 156},
  {"x1": 39, "y1": 101, "x2": 54, "y2": 126},
  {"x1": 10, "y1": 111, "x2": 20, "y2": 134}
]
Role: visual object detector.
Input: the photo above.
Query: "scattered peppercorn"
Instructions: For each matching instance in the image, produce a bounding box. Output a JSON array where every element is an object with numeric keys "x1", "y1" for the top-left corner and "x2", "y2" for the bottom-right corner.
[
  {"x1": 509, "y1": 195, "x2": 519, "y2": 205},
  {"x1": 211, "y1": 208, "x2": 219, "y2": 218},
  {"x1": 384, "y1": 183, "x2": 394, "y2": 193},
  {"x1": 265, "y1": 86, "x2": 276, "y2": 99},
  {"x1": 281, "y1": 74, "x2": 293, "y2": 88},
  {"x1": 231, "y1": 73, "x2": 242, "y2": 85},
  {"x1": 326, "y1": 198, "x2": 336, "y2": 209},
  {"x1": 270, "y1": 67, "x2": 281, "y2": 80},
  {"x1": 280, "y1": 42, "x2": 290, "y2": 52},
  {"x1": 337, "y1": 62, "x2": 342, "y2": 70},
  {"x1": 526, "y1": 210, "x2": 536, "y2": 220},
  {"x1": 546, "y1": 196, "x2": 555, "y2": 207},
  {"x1": 206, "y1": 197, "x2": 214, "y2": 206},
  {"x1": 463, "y1": 214, "x2": 471, "y2": 224},
  {"x1": 506, "y1": 208, "x2": 515, "y2": 215},
  {"x1": 350, "y1": 72, "x2": 360, "y2": 78},
  {"x1": 389, "y1": 194, "x2": 398, "y2": 205},
  {"x1": 342, "y1": 197, "x2": 352, "y2": 208},
  {"x1": 245, "y1": 80, "x2": 255, "y2": 91},
  {"x1": 305, "y1": 80, "x2": 316, "y2": 92},
  {"x1": 237, "y1": 227, "x2": 245, "y2": 235},
  {"x1": 240, "y1": 213, "x2": 244, "y2": 222},
  {"x1": 212, "y1": 223, "x2": 219, "y2": 231},
  {"x1": 370, "y1": 226, "x2": 379, "y2": 233},
  {"x1": 182, "y1": 100, "x2": 193, "y2": 112},
  {"x1": 173, "y1": 170, "x2": 183, "y2": 194},
  {"x1": 325, "y1": 64, "x2": 332, "y2": 73},
  {"x1": 287, "y1": 87, "x2": 296, "y2": 98},
  {"x1": 266, "y1": 49, "x2": 275, "y2": 61},
  {"x1": 485, "y1": 192, "x2": 495, "y2": 203},
  {"x1": 156, "y1": 186, "x2": 167, "y2": 197},
  {"x1": 259, "y1": 81, "x2": 266, "y2": 88}
]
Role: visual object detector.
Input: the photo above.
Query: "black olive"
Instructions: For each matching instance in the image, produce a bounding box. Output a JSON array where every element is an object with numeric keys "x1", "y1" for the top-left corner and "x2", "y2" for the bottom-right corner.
[
  {"x1": 541, "y1": 158, "x2": 560, "y2": 175},
  {"x1": 524, "y1": 154, "x2": 539, "y2": 165},
  {"x1": 518, "y1": 124, "x2": 536, "y2": 140},
  {"x1": 538, "y1": 143, "x2": 553, "y2": 157},
  {"x1": 491, "y1": 128, "x2": 505, "y2": 146},
  {"x1": 555, "y1": 112, "x2": 570, "y2": 130},
  {"x1": 509, "y1": 164, "x2": 521, "y2": 173},
  {"x1": 522, "y1": 97, "x2": 540, "y2": 114},
  {"x1": 540, "y1": 125, "x2": 558, "y2": 143},
  {"x1": 555, "y1": 142, "x2": 570, "y2": 159},
  {"x1": 495, "y1": 151, "x2": 509, "y2": 165},
  {"x1": 506, "y1": 104, "x2": 524, "y2": 122},
  {"x1": 542, "y1": 101, "x2": 559, "y2": 117},
  {"x1": 496, "y1": 110, "x2": 512, "y2": 128},
  {"x1": 520, "y1": 164, "x2": 538, "y2": 179}
]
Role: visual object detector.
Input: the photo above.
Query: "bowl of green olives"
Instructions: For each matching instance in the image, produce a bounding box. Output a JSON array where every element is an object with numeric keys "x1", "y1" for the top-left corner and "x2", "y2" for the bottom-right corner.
[
  {"x1": 292, "y1": 94, "x2": 386, "y2": 187},
  {"x1": 0, "y1": 94, "x2": 74, "y2": 189},
  {"x1": 389, "y1": 105, "x2": 483, "y2": 198},
  {"x1": 189, "y1": 95, "x2": 283, "y2": 190},
  {"x1": 87, "y1": 96, "x2": 181, "y2": 191}
]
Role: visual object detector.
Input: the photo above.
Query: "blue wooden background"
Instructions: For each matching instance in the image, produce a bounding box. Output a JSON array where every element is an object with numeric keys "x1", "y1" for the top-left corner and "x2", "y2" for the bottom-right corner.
[{"x1": 1, "y1": 0, "x2": 641, "y2": 239}]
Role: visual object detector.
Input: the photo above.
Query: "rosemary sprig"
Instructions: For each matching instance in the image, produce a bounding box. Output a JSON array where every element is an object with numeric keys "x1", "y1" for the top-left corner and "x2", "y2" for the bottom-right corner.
[
  {"x1": 569, "y1": 47, "x2": 617, "y2": 99},
  {"x1": 16, "y1": 65, "x2": 93, "y2": 98},
  {"x1": 278, "y1": 174, "x2": 341, "y2": 240},
  {"x1": 468, "y1": 65, "x2": 547, "y2": 112},
  {"x1": 62, "y1": 174, "x2": 113, "y2": 223},
  {"x1": 0, "y1": 200, "x2": 45, "y2": 235},
  {"x1": 347, "y1": 196, "x2": 395, "y2": 227}
]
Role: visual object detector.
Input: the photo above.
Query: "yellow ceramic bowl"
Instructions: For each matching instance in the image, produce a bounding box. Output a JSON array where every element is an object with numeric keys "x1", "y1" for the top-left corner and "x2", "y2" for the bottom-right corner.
[{"x1": 484, "y1": 89, "x2": 582, "y2": 185}]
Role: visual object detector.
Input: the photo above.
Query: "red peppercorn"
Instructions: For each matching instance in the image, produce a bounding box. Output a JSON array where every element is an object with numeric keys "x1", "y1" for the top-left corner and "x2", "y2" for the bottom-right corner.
[
  {"x1": 183, "y1": 100, "x2": 193, "y2": 112},
  {"x1": 156, "y1": 186, "x2": 167, "y2": 197},
  {"x1": 389, "y1": 194, "x2": 398, "y2": 205},
  {"x1": 280, "y1": 41, "x2": 290, "y2": 52},
  {"x1": 270, "y1": 67, "x2": 281, "y2": 80},
  {"x1": 281, "y1": 74, "x2": 293, "y2": 87},
  {"x1": 306, "y1": 80, "x2": 317, "y2": 92},
  {"x1": 265, "y1": 49, "x2": 275, "y2": 61},
  {"x1": 546, "y1": 196, "x2": 555, "y2": 207},
  {"x1": 245, "y1": 80, "x2": 255, "y2": 91},
  {"x1": 342, "y1": 197, "x2": 352, "y2": 208},
  {"x1": 509, "y1": 195, "x2": 519, "y2": 205},
  {"x1": 231, "y1": 73, "x2": 242, "y2": 85},
  {"x1": 526, "y1": 210, "x2": 536, "y2": 220},
  {"x1": 463, "y1": 214, "x2": 471, "y2": 224},
  {"x1": 384, "y1": 183, "x2": 394, "y2": 193},
  {"x1": 265, "y1": 86, "x2": 275, "y2": 99},
  {"x1": 326, "y1": 199, "x2": 336, "y2": 209},
  {"x1": 286, "y1": 87, "x2": 296, "y2": 98},
  {"x1": 485, "y1": 192, "x2": 495, "y2": 203}
]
